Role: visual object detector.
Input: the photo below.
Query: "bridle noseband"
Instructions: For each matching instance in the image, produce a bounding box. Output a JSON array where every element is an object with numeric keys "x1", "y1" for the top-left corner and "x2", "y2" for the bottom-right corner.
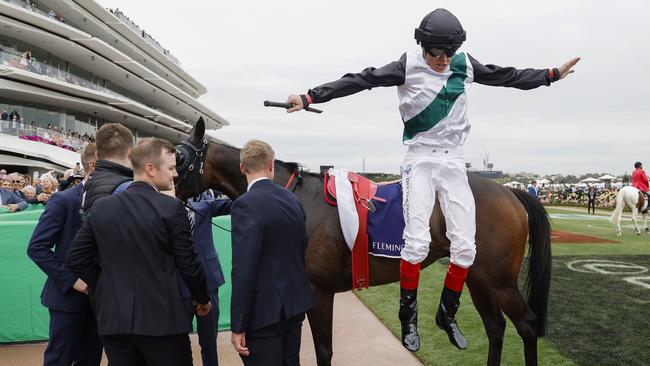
[{"x1": 175, "y1": 138, "x2": 209, "y2": 196}]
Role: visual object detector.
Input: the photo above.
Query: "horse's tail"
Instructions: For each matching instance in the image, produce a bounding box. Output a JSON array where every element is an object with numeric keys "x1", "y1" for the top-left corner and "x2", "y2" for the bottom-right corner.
[
  {"x1": 609, "y1": 188, "x2": 626, "y2": 224},
  {"x1": 509, "y1": 188, "x2": 552, "y2": 337}
]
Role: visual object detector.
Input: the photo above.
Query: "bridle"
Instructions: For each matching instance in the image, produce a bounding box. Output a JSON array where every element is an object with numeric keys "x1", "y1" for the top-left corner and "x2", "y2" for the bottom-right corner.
[{"x1": 175, "y1": 138, "x2": 209, "y2": 197}]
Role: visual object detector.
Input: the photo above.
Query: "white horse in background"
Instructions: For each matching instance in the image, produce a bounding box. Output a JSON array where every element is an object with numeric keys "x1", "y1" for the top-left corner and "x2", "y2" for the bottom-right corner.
[{"x1": 609, "y1": 186, "x2": 649, "y2": 236}]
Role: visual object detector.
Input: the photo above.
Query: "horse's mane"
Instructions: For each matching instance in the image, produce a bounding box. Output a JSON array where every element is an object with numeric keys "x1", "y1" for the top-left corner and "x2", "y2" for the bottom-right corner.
[
  {"x1": 275, "y1": 160, "x2": 321, "y2": 177},
  {"x1": 209, "y1": 138, "x2": 321, "y2": 177}
]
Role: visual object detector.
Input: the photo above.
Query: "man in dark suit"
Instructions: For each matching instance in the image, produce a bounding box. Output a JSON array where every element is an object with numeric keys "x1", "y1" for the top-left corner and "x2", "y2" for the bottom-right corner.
[
  {"x1": 27, "y1": 144, "x2": 102, "y2": 366},
  {"x1": 66, "y1": 138, "x2": 212, "y2": 366},
  {"x1": 230, "y1": 140, "x2": 314, "y2": 366},
  {"x1": 183, "y1": 191, "x2": 231, "y2": 366}
]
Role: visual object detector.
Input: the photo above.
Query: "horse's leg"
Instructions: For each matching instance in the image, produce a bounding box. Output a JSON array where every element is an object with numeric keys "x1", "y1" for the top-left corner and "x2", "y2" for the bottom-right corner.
[
  {"x1": 306, "y1": 287, "x2": 335, "y2": 366},
  {"x1": 495, "y1": 287, "x2": 539, "y2": 366},
  {"x1": 467, "y1": 278, "x2": 506, "y2": 366},
  {"x1": 644, "y1": 212, "x2": 649, "y2": 234},
  {"x1": 633, "y1": 209, "x2": 641, "y2": 235}
]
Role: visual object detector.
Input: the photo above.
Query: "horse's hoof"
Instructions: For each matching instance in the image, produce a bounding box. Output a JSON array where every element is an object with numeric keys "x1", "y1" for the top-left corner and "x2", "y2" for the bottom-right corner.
[{"x1": 616, "y1": 232, "x2": 622, "y2": 237}]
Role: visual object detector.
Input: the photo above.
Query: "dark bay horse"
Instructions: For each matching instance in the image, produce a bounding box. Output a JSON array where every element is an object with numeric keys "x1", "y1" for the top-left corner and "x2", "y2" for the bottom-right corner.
[{"x1": 175, "y1": 120, "x2": 552, "y2": 366}]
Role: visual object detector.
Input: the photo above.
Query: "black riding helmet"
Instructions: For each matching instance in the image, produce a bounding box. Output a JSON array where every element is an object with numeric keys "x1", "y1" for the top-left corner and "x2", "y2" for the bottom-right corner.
[{"x1": 415, "y1": 9, "x2": 466, "y2": 57}]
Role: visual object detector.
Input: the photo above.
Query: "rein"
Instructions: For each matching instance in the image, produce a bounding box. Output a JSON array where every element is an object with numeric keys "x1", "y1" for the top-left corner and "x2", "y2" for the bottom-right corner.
[
  {"x1": 183, "y1": 201, "x2": 232, "y2": 233},
  {"x1": 283, "y1": 168, "x2": 303, "y2": 193}
]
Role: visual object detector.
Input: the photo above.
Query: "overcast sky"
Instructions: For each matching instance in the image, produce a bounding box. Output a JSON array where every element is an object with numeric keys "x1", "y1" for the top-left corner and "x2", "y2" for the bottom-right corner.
[{"x1": 102, "y1": 0, "x2": 650, "y2": 176}]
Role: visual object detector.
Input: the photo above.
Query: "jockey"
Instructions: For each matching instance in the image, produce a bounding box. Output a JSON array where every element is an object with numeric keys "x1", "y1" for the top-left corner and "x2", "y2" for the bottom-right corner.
[
  {"x1": 632, "y1": 162, "x2": 649, "y2": 199},
  {"x1": 285, "y1": 8, "x2": 579, "y2": 352}
]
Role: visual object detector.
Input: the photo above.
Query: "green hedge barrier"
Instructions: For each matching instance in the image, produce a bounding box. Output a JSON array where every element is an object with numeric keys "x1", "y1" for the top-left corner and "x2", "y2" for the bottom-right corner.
[{"x1": 0, "y1": 205, "x2": 232, "y2": 343}]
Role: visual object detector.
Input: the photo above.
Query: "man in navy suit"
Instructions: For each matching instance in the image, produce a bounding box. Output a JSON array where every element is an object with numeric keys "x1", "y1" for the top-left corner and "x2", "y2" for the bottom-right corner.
[
  {"x1": 27, "y1": 143, "x2": 102, "y2": 366},
  {"x1": 230, "y1": 140, "x2": 314, "y2": 366},
  {"x1": 183, "y1": 190, "x2": 231, "y2": 366}
]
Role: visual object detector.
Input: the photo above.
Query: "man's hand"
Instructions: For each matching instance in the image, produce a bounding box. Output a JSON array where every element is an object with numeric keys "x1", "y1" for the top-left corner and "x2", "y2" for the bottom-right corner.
[
  {"x1": 286, "y1": 95, "x2": 304, "y2": 113},
  {"x1": 231, "y1": 332, "x2": 250, "y2": 356},
  {"x1": 558, "y1": 57, "x2": 581, "y2": 80},
  {"x1": 72, "y1": 278, "x2": 88, "y2": 294},
  {"x1": 195, "y1": 301, "x2": 212, "y2": 316},
  {"x1": 7, "y1": 204, "x2": 18, "y2": 213}
]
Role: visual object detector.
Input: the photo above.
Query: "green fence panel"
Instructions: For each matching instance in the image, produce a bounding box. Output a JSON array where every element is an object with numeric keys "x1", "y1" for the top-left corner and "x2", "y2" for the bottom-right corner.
[{"x1": 0, "y1": 207, "x2": 232, "y2": 343}]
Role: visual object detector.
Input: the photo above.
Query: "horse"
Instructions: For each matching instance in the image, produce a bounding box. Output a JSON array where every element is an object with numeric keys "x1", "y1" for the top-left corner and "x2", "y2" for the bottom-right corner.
[
  {"x1": 609, "y1": 186, "x2": 649, "y2": 236},
  {"x1": 174, "y1": 119, "x2": 552, "y2": 366}
]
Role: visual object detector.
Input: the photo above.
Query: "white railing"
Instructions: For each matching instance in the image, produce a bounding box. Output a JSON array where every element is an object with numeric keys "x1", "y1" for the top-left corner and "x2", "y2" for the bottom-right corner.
[
  {"x1": 0, "y1": 119, "x2": 90, "y2": 152},
  {"x1": 108, "y1": 8, "x2": 181, "y2": 66}
]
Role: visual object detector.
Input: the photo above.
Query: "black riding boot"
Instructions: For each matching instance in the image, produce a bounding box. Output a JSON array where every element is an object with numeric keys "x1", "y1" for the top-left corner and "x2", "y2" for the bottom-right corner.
[
  {"x1": 435, "y1": 287, "x2": 468, "y2": 350},
  {"x1": 399, "y1": 288, "x2": 420, "y2": 352}
]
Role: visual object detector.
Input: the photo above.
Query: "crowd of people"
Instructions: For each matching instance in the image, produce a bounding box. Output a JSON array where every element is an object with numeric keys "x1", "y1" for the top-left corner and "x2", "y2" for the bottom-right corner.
[
  {"x1": 538, "y1": 185, "x2": 620, "y2": 209},
  {"x1": 0, "y1": 111, "x2": 95, "y2": 152},
  {"x1": 21, "y1": 122, "x2": 312, "y2": 366},
  {"x1": 0, "y1": 165, "x2": 87, "y2": 212}
]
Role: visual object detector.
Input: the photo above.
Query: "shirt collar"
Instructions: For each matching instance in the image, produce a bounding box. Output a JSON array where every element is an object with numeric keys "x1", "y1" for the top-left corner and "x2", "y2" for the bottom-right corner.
[{"x1": 247, "y1": 177, "x2": 269, "y2": 191}]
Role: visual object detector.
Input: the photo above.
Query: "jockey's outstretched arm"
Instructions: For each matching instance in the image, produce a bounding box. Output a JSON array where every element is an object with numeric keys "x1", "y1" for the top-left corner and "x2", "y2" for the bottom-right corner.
[
  {"x1": 286, "y1": 53, "x2": 406, "y2": 112},
  {"x1": 469, "y1": 55, "x2": 580, "y2": 89}
]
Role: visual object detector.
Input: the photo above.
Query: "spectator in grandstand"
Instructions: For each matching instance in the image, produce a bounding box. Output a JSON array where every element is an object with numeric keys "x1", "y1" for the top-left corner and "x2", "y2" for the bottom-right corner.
[
  {"x1": 22, "y1": 185, "x2": 37, "y2": 202},
  {"x1": 40, "y1": 175, "x2": 56, "y2": 203},
  {"x1": 9, "y1": 173, "x2": 26, "y2": 199},
  {"x1": 1, "y1": 177, "x2": 27, "y2": 212}
]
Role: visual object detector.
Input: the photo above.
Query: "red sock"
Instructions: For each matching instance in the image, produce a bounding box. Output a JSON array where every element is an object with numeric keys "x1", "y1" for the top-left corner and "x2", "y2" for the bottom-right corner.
[
  {"x1": 400, "y1": 259, "x2": 421, "y2": 290},
  {"x1": 444, "y1": 263, "x2": 469, "y2": 292}
]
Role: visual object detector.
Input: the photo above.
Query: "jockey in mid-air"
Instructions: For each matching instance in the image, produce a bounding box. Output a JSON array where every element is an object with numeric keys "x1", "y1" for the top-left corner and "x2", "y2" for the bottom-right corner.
[{"x1": 285, "y1": 8, "x2": 579, "y2": 352}]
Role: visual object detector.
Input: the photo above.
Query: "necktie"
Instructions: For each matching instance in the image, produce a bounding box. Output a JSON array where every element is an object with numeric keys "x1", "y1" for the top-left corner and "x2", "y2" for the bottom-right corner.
[{"x1": 186, "y1": 207, "x2": 196, "y2": 236}]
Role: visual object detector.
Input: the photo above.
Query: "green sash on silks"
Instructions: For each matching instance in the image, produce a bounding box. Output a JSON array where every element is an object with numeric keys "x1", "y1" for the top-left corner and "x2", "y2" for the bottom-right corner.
[{"x1": 402, "y1": 54, "x2": 468, "y2": 141}]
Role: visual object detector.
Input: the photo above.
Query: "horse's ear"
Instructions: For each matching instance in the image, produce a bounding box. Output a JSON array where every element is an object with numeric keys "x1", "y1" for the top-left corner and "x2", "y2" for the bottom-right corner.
[{"x1": 189, "y1": 117, "x2": 205, "y2": 145}]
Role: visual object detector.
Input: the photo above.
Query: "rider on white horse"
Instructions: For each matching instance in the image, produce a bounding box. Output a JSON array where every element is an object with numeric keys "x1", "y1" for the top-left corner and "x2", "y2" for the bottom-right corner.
[
  {"x1": 610, "y1": 162, "x2": 650, "y2": 235},
  {"x1": 632, "y1": 162, "x2": 649, "y2": 203}
]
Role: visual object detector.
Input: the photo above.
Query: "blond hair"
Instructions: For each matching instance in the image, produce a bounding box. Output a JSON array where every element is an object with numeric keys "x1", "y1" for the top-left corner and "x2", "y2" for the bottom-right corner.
[{"x1": 240, "y1": 139, "x2": 275, "y2": 173}]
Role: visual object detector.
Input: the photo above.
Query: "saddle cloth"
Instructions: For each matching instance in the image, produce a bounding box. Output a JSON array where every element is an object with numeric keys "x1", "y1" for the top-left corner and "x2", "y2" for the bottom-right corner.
[{"x1": 324, "y1": 169, "x2": 405, "y2": 289}]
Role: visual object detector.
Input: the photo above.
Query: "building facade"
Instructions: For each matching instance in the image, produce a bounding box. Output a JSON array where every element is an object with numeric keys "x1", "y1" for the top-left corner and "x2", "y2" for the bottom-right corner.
[{"x1": 0, "y1": 0, "x2": 227, "y2": 174}]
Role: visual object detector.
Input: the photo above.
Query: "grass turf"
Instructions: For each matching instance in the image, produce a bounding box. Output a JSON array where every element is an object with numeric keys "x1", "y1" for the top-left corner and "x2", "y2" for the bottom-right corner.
[
  {"x1": 546, "y1": 255, "x2": 650, "y2": 366},
  {"x1": 356, "y1": 205, "x2": 650, "y2": 365},
  {"x1": 356, "y1": 260, "x2": 575, "y2": 366}
]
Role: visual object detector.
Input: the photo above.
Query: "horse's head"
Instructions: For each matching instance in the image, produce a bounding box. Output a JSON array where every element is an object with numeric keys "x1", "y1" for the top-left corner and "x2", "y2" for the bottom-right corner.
[{"x1": 174, "y1": 117, "x2": 208, "y2": 201}]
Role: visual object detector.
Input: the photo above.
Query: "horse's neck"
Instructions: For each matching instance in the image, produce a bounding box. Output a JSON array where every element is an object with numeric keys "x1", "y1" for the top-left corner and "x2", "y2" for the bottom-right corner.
[{"x1": 207, "y1": 144, "x2": 247, "y2": 198}]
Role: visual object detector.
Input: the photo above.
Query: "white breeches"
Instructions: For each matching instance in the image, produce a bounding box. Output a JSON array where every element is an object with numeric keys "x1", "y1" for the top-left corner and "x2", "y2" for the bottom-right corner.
[{"x1": 400, "y1": 146, "x2": 476, "y2": 268}]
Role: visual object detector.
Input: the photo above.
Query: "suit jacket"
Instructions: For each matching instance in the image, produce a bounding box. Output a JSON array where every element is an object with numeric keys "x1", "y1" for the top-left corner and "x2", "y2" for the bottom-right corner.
[
  {"x1": 230, "y1": 179, "x2": 314, "y2": 333},
  {"x1": 179, "y1": 196, "x2": 231, "y2": 298},
  {"x1": 27, "y1": 183, "x2": 88, "y2": 312},
  {"x1": 66, "y1": 181, "x2": 209, "y2": 336},
  {"x1": 0, "y1": 188, "x2": 27, "y2": 211}
]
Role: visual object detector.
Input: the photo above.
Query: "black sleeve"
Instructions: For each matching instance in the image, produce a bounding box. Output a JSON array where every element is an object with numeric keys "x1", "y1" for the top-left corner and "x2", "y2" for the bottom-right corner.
[
  {"x1": 308, "y1": 53, "x2": 407, "y2": 103},
  {"x1": 170, "y1": 202, "x2": 210, "y2": 305},
  {"x1": 469, "y1": 54, "x2": 553, "y2": 90},
  {"x1": 65, "y1": 218, "x2": 100, "y2": 288}
]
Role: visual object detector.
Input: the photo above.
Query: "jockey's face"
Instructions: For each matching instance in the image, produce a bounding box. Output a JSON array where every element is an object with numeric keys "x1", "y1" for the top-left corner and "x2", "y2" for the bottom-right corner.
[{"x1": 424, "y1": 48, "x2": 452, "y2": 73}]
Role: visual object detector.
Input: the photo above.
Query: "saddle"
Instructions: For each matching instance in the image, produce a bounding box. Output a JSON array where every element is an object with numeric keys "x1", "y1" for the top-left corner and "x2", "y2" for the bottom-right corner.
[
  {"x1": 325, "y1": 172, "x2": 385, "y2": 209},
  {"x1": 323, "y1": 172, "x2": 386, "y2": 290},
  {"x1": 639, "y1": 191, "x2": 650, "y2": 212}
]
